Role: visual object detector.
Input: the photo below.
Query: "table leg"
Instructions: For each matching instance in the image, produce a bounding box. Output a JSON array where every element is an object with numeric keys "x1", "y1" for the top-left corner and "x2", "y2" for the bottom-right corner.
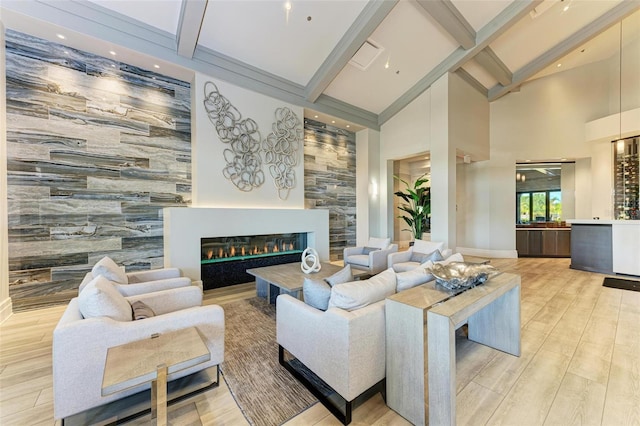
[
  {"x1": 155, "y1": 363, "x2": 168, "y2": 426},
  {"x1": 468, "y1": 285, "x2": 521, "y2": 356},
  {"x1": 256, "y1": 278, "x2": 268, "y2": 298},
  {"x1": 427, "y1": 312, "x2": 456, "y2": 426}
]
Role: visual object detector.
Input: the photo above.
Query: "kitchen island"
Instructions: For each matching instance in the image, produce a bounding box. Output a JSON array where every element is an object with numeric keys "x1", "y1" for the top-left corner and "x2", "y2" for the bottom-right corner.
[{"x1": 567, "y1": 219, "x2": 640, "y2": 277}]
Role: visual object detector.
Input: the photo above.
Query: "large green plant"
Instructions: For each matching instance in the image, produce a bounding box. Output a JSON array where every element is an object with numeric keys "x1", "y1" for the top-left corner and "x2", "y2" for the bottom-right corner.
[{"x1": 393, "y1": 174, "x2": 431, "y2": 240}]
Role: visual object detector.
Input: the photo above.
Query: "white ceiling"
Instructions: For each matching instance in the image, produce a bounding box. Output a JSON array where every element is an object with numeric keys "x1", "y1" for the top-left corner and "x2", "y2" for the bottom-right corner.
[{"x1": 1, "y1": 0, "x2": 639, "y2": 131}]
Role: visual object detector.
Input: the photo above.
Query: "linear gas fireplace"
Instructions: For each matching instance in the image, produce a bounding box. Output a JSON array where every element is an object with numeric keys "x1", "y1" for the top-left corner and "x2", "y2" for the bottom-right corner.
[{"x1": 200, "y1": 232, "x2": 307, "y2": 290}]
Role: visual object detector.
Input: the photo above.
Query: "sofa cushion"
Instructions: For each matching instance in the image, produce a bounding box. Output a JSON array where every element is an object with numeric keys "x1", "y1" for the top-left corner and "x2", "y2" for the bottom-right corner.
[
  {"x1": 130, "y1": 300, "x2": 156, "y2": 320},
  {"x1": 328, "y1": 268, "x2": 396, "y2": 311},
  {"x1": 78, "y1": 275, "x2": 132, "y2": 321},
  {"x1": 325, "y1": 265, "x2": 354, "y2": 286},
  {"x1": 367, "y1": 237, "x2": 391, "y2": 250},
  {"x1": 91, "y1": 256, "x2": 128, "y2": 284},
  {"x1": 413, "y1": 240, "x2": 444, "y2": 257},
  {"x1": 345, "y1": 254, "x2": 370, "y2": 267},
  {"x1": 303, "y1": 278, "x2": 332, "y2": 311},
  {"x1": 396, "y1": 267, "x2": 435, "y2": 292},
  {"x1": 410, "y1": 249, "x2": 444, "y2": 264}
]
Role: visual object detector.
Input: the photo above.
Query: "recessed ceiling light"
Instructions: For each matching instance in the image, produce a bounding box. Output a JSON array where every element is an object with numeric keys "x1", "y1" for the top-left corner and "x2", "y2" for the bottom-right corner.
[
  {"x1": 557, "y1": 63, "x2": 562, "y2": 68},
  {"x1": 109, "y1": 50, "x2": 116, "y2": 56},
  {"x1": 384, "y1": 58, "x2": 390, "y2": 69},
  {"x1": 346, "y1": 125, "x2": 350, "y2": 128},
  {"x1": 56, "y1": 34, "x2": 65, "y2": 40},
  {"x1": 331, "y1": 120, "x2": 335, "y2": 124},
  {"x1": 154, "y1": 64, "x2": 160, "y2": 69},
  {"x1": 284, "y1": 1, "x2": 291, "y2": 11},
  {"x1": 563, "y1": 5, "x2": 569, "y2": 12},
  {"x1": 314, "y1": 115, "x2": 318, "y2": 118}
]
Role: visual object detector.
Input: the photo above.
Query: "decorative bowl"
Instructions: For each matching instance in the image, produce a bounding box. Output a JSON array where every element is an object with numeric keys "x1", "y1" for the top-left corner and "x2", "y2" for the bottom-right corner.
[{"x1": 426, "y1": 262, "x2": 498, "y2": 290}]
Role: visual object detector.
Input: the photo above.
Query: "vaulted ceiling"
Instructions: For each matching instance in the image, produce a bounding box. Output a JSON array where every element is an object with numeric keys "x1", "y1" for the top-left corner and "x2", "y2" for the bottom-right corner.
[{"x1": 1, "y1": 0, "x2": 639, "y2": 131}]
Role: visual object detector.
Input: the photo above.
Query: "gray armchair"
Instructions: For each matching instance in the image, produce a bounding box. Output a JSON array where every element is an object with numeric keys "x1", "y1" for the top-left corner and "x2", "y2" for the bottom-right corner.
[
  {"x1": 343, "y1": 237, "x2": 398, "y2": 275},
  {"x1": 388, "y1": 239, "x2": 452, "y2": 272}
]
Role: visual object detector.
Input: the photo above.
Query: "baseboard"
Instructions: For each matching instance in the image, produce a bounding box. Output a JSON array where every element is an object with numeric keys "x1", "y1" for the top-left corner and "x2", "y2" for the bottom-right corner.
[
  {"x1": 456, "y1": 247, "x2": 518, "y2": 259},
  {"x1": 0, "y1": 297, "x2": 13, "y2": 323}
]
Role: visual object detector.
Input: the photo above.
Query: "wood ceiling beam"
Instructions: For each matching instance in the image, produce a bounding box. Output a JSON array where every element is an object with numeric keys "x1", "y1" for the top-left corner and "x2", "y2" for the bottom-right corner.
[
  {"x1": 304, "y1": 0, "x2": 398, "y2": 103},
  {"x1": 176, "y1": 0, "x2": 208, "y2": 59},
  {"x1": 415, "y1": 0, "x2": 475, "y2": 50},
  {"x1": 455, "y1": 68, "x2": 488, "y2": 97},
  {"x1": 379, "y1": 0, "x2": 542, "y2": 125},
  {"x1": 489, "y1": 0, "x2": 640, "y2": 101},
  {"x1": 474, "y1": 47, "x2": 512, "y2": 86}
]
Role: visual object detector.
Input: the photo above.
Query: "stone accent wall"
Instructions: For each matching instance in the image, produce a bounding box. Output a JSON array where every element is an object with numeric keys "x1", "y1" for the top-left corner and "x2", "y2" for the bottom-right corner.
[
  {"x1": 304, "y1": 119, "x2": 356, "y2": 260},
  {"x1": 5, "y1": 30, "x2": 191, "y2": 311}
]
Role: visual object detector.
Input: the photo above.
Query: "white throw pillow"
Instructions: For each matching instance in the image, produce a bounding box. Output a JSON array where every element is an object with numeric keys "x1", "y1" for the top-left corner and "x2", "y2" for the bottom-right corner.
[
  {"x1": 413, "y1": 240, "x2": 444, "y2": 256},
  {"x1": 396, "y1": 267, "x2": 434, "y2": 292},
  {"x1": 367, "y1": 237, "x2": 391, "y2": 250},
  {"x1": 303, "y1": 278, "x2": 331, "y2": 311},
  {"x1": 327, "y1": 268, "x2": 396, "y2": 311},
  {"x1": 78, "y1": 275, "x2": 132, "y2": 321},
  {"x1": 324, "y1": 265, "x2": 353, "y2": 286},
  {"x1": 92, "y1": 256, "x2": 128, "y2": 284},
  {"x1": 424, "y1": 252, "x2": 465, "y2": 269}
]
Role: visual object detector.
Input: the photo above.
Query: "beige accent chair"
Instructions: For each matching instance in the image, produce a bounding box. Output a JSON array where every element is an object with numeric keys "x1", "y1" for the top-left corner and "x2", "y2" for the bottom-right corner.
[
  {"x1": 53, "y1": 282, "x2": 224, "y2": 421},
  {"x1": 388, "y1": 239, "x2": 453, "y2": 272},
  {"x1": 343, "y1": 237, "x2": 398, "y2": 275},
  {"x1": 79, "y1": 256, "x2": 197, "y2": 296}
]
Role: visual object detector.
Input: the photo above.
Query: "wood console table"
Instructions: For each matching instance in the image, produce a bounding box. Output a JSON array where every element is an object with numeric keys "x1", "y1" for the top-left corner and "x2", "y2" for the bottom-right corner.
[{"x1": 385, "y1": 272, "x2": 521, "y2": 425}]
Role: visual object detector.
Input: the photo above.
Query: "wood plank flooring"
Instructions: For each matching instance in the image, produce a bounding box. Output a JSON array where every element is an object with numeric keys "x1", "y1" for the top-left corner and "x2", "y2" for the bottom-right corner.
[{"x1": 1, "y1": 258, "x2": 639, "y2": 425}]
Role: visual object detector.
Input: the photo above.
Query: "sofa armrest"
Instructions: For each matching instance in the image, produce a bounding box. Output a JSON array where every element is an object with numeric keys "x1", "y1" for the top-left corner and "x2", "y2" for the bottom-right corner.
[
  {"x1": 115, "y1": 277, "x2": 191, "y2": 297},
  {"x1": 387, "y1": 248, "x2": 413, "y2": 267},
  {"x1": 442, "y1": 248, "x2": 453, "y2": 258},
  {"x1": 369, "y1": 244, "x2": 398, "y2": 274},
  {"x1": 343, "y1": 246, "x2": 364, "y2": 258},
  {"x1": 125, "y1": 286, "x2": 203, "y2": 315},
  {"x1": 276, "y1": 294, "x2": 386, "y2": 401},
  {"x1": 126, "y1": 268, "x2": 181, "y2": 283}
]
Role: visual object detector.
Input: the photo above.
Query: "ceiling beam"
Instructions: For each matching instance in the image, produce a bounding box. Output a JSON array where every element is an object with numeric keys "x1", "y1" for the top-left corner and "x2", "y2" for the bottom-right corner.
[
  {"x1": 455, "y1": 68, "x2": 488, "y2": 97},
  {"x1": 176, "y1": 0, "x2": 208, "y2": 59},
  {"x1": 379, "y1": 0, "x2": 542, "y2": 125},
  {"x1": 474, "y1": 47, "x2": 512, "y2": 86},
  {"x1": 489, "y1": 0, "x2": 640, "y2": 101},
  {"x1": 415, "y1": 0, "x2": 475, "y2": 50},
  {"x1": 304, "y1": 0, "x2": 398, "y2": 103}
]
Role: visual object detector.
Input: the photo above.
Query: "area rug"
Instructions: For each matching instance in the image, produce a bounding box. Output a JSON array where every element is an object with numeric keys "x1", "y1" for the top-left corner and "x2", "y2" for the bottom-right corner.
[
  {"x1": 220, "y1": 297, "x2": 318, "y2": 426},
  {"x1": 603, "y1": 277, "x2": 640, "y2": 292}
]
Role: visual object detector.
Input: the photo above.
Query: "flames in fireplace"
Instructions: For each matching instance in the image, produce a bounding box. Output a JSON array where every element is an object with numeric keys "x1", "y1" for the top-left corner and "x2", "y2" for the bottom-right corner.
[{"x1": 201, "y1": 233, "x2": 306, "y2": 264}]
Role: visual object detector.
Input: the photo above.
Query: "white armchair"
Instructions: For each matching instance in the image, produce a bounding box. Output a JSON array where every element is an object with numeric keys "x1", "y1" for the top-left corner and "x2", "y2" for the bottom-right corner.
[
  {"x1": 388, "y1": 239, "x2": 453, "y2": 272},
  {"x1": 79, "y1": 256, "x2": 196, "y2": 296},
  {"x1": 53, "y1": 284, "x2": 224, "y2": 420},
  {"x1": 343, "y1": 237, "x2": 398, "y2": 275}
]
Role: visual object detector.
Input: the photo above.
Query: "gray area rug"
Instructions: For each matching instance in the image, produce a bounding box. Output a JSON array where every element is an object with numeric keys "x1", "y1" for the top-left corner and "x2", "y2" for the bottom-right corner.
[{"x1": 220, "y1": 297, "x2": 318, "y2": 426}]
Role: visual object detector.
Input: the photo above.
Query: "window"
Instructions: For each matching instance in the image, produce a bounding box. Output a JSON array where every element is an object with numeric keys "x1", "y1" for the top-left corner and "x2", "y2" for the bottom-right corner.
[{"x1": 516, "y1": 190, "x2": 562, "y2": 223}]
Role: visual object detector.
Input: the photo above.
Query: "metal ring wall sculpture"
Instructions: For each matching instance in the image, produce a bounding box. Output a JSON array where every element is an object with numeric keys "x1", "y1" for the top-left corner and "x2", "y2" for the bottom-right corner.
[
  {"x1": 263, "y1": 107, "x2": 302, "y2": 200},
  {"x1": 203, "y1": 81, "x2": 265, "y2": 192}
]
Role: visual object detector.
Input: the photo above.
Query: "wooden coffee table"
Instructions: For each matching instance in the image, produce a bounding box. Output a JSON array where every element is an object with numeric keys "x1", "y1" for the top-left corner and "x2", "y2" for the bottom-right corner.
[
  {"x1": 247, "y1": 261, "x2": 345, "y2": 304},
  {"x1": 102, "y1": 327, "x2": 210, "y2": 426}
]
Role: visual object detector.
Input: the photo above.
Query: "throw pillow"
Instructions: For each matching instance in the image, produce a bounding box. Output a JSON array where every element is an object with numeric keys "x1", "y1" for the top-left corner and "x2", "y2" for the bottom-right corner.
[
  {"x1": 362, "y1": 246, "x2": 381, "y2": 255},
  {"x1": 130, "y1": 300, "x2": 156, "y2": 320},
  {"x1": 423, "y1": 252, "x2": 465, "y2": 269},
  {"x1": 367, "y1": 237, "x2": 391, "y2": 250},
  {"x1": 396, "y1": 268, "x2": 435, "y2": 292},
  {"x1": 413, "y1": 240, "x2": 444, "y2": 256},
  {"x1": 78, "y1": 275, "x2": 133, "y2": 321},
  {"x1": 409, "y1": 249, "x2": 442, "y2": 264},
  {"x1": 303, "y1": 278, "x2": 331, "y2": 311},
  {"x1": 91, "y1": 256, "x2": 128, "y2": 284},
  {"x1": 327, "y1": 268, "x2": 396, "y2": 311},
  {"x1": 324, "y1": 265, "x2": 354, "y2": 286}
]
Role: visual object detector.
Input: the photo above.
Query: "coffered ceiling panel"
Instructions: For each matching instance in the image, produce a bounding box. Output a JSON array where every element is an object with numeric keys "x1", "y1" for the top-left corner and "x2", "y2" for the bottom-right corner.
[
  {"x1": 323, "y1": 0, "x2": 461, "y2": 114},
  {"x1": 490, "y1": 0, "x2": 623, "y2": 71},
  {"x1": 198, "y1": 0, "x2": 368, "y2": 86}
]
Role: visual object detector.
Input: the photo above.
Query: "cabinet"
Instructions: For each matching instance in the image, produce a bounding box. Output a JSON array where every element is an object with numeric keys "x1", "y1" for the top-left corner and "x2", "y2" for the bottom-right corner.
[
  {"x1": 517, "y1": 229, "x2": 571, "y2": 257},
  {"x1": 613, "y1": 137, "x2": 639, "y2": 220}
]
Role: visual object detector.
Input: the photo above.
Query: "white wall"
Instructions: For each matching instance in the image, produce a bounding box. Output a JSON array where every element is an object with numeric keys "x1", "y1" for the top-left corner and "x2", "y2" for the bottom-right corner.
[
  {"x1": 192, "y1": 73, "x2": 305, "y2": 208},
  {"x1": 0, "y1": 19, "x2": 12, "y2": 322},
  {"x1": 356, "y1": 129, "x2": 381, "y2": 246},
  {"x1": 560, "y1": 163, "x2": 575, "y2": 220}
]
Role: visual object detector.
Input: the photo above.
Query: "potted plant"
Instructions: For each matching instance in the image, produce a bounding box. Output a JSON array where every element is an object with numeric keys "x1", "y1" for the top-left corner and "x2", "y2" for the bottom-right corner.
[{"x1": 393, "y1": 174, "x2": 431, "y2": 241}]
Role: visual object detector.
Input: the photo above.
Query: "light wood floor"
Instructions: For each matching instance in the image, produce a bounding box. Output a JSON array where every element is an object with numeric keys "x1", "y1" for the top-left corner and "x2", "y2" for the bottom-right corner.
[{"x1": 1, "y1": 258, "x2": 639, "y2": 425}]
